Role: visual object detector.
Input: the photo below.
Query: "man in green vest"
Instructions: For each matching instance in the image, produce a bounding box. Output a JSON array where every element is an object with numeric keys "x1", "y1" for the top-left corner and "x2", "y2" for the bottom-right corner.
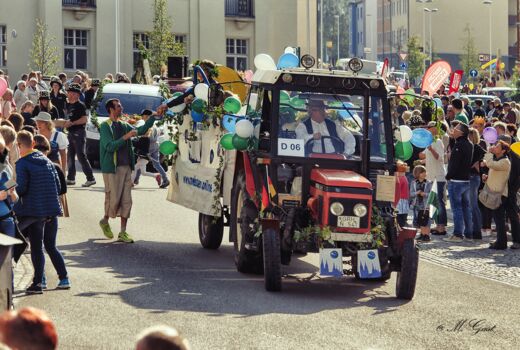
[{"x1": 98, "y1": 98, "x2": 157, "y2": 243}]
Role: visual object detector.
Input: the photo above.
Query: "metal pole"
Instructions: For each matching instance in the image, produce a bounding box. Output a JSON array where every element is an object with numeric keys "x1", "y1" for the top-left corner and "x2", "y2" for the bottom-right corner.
[
  {"x1": 307, "y1": 0, "x2": 311, "y2": 54},
  {"x1": 115, "y1": 0, "x2": 120, "y2": 73},
  {"x1": 336, "y1": 15, "x2": 340, "y2": 61},
  {"x1": 423, "y1": 8, "x2": 426, "y2": 71},
  {"x1": 320, "y1": 0, "x2": 323, "y2": 68},
  {"x1": 489, "y1": 5, "x2": 492, "y2": 77},
  {"x1": 429, "y1": 12, "x2": 432, "y2": 65}
]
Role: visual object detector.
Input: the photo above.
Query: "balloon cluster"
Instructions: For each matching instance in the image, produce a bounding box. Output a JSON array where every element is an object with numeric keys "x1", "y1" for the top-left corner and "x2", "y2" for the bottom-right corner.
[
  {"x1": 219, "y1": 96, "x2": 257, "y2": 151},
  {"x1": 0, "y1": 77, "x2": 7, "y2": 97},
  {"x1": 393, "y1": 125, "x2": 433, "y2": 161}
]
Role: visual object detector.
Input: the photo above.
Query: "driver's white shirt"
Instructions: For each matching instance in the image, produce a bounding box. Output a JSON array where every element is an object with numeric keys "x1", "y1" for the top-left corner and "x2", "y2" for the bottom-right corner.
[{"x1": 295, "y1": 119, "x2": 356, "y2": 155}]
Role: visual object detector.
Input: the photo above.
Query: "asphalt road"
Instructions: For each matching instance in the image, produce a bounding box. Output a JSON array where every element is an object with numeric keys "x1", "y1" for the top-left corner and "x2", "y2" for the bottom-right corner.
[{"x1": 14, "y1": 171, "x2": 519, "y2": 350}]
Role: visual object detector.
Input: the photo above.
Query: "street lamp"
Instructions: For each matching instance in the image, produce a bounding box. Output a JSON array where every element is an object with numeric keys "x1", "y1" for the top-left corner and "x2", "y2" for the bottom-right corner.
[
  {"x1": 335, "y1": 15, "x2": 340, "y2": 63},
  {"x1": 417, "y1": 0, "x2": 432, "y2": 70},
  {"x1": 483, "y1": 0, "x2": 493, "y2": 76},
  {"x1": 320, "y1": 0, "x2": 324, "y2": 68},
  {"x1": 427, "y1": 8, "x2": 438, "y2": 66}
]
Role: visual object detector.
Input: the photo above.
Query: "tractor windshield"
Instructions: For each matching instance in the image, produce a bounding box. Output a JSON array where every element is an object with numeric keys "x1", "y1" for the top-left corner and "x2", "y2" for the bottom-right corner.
[{"x1": 276, "y1": 90, "x2": 387, "y2": 162}]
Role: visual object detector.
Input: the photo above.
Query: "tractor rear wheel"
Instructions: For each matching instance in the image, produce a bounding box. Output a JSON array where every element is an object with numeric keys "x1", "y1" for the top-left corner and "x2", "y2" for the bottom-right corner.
[
  {"x1": 396, "y1": 239, "x2": 419, "y2": 300},
  {"x1": 231, "y1": 172, "x2": 263, "y2": 274},
  {"x1": 198, "y1": 213, "x2": 224, "y2": 249},
  {"x1": 263, "y1": 228, "x2": 282, "y2": 292}
]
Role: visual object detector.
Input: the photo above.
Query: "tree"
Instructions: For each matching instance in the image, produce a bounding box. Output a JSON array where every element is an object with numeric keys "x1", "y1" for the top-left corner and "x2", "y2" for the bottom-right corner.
[
  {"x1": 407, "y1": 36, "x2": 427, "y2": 85},
  {"x1": 459, "y1": 24, "x2": 480, "y2": 79},
  {"x1": 147, "y1": 0, "x2": 184, "y2": 76},
  {"x1": 28, "y1": 18, "x2": 60, "y2": 76},
  {"x1": 318, "y1": 0, "x2": 350, "y2": 64}
]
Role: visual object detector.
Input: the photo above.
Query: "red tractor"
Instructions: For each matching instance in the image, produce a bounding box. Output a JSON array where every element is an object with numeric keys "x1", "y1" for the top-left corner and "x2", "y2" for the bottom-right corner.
[{"x1": 198, "y1": 57, "x2": 419, "y2": 299}]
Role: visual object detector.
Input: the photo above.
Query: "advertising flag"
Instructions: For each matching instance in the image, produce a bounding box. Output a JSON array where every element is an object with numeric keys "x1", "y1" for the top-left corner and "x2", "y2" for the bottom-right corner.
[
  {"x1": 448, "y1": 70, "x2": 464, "y2": 95},
  {"x1": 421, "y1": 60, "x2": 452, "y2": 96}
]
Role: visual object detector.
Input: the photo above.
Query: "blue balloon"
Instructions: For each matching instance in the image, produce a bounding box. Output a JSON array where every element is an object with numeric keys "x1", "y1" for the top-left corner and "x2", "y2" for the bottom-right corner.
[
  {"x1": 191, "y1": 110, "x2": 204, "y2": 122},
  {"x1": 410, "y1": 128, "x2": 433, "y2": 148},
  {"x1": 222, "y1": 115, "x2": 239, "y2": 133},
  {"x1": 277, "y1": 53, "x2": 300, "y2": 69},
  {"x1": 433, "y1": 98, "x2": 442, "y2": 108}
]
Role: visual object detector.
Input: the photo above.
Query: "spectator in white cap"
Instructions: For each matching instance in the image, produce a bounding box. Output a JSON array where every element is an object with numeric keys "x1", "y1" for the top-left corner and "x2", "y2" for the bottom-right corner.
[
  {"x1": 13, "y1": 80, "x2": 28, "y2": 111},
  {"x1": 34, "y1": 111, "x2": 68, "y2": 174},
  {"x1": 26, "y1": 77, "x2": 39, "y2": 104}
]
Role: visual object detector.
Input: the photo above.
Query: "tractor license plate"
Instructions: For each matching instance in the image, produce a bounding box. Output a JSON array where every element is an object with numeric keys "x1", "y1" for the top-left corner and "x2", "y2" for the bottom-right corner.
[{"x1": 337, "y1": 216, "x2": 360, "y2": 228}]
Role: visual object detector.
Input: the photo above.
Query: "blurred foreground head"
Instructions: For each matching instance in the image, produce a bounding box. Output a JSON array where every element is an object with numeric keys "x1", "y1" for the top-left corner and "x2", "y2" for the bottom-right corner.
[
  {"x1": 0, "y1": 307, "x2": 58, "y2": 350},
  {"x1": 136, "y1": 325, "x2": 190, "y2": 350}
]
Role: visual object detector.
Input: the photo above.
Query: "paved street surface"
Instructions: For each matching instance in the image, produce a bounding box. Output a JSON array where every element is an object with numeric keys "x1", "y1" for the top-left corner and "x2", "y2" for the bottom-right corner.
[{"x1": 13, "y1": 170, "x2": 520, "y2": 350}]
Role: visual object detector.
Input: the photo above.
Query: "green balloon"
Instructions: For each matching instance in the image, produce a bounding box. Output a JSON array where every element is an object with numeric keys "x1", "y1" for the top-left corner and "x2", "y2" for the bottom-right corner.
[
  {"x1": 191, "y1": 98, "x2": 206, "y2": 113},
  {"x1": 224, "y1": 96, "x2": 242, "y2": 114},
  {"x1": 280, "y1": 90, "x2": 290, "y2": 103},
  {"x1": 159, "y1": 140, "x2": 177, "y2": 155},
  {"x1": 232, "y1": 134, "x2": 249, "y2": 150},
  {"x1": 394, "y1": 141, "x2": 413, "y2": 161},
  {"x1": 220, "y1": 133, "x2": 235, "y2": 150},
  {"x1": 290, "y1": 96, "x2": 306, "y2": 109}
]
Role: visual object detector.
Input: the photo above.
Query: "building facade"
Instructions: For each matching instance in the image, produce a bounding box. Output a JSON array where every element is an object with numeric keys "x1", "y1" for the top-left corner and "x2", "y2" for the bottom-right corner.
[{"x1": 0, "y1": 0, "x2": 317, "y2": 82}]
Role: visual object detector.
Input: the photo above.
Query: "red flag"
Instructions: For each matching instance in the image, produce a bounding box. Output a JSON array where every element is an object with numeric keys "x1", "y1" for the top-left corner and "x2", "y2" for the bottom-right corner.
[
  {"x1": 381, "y1": 58, "x2": 389, "y2": 80},
  {"x1": 421, "y1": 60, "x2": 452, "y2": 96},
  {"x1": 448, "y1": 70, "x2": 464, "y2": 95}
]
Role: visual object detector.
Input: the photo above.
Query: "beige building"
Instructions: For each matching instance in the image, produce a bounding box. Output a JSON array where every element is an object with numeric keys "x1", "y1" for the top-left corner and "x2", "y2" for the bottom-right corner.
[{"x1": 0, "y1": 0, "x2": 317, "y2": 83}]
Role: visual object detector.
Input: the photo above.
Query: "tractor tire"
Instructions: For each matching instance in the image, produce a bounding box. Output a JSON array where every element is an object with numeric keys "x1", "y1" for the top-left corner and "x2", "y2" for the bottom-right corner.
[
  {"x1": 231, "y1": 172, "x2": 263, "y2": 274},
  {"x1": 396, "y1": 239, "x2": 419, "y2": 300},
  {"x1": 198, "y1": 213, "x2": 224, "y2": 250},
  {"x1": 262, "y1": 228, "x2": 282, "y2": 292}
]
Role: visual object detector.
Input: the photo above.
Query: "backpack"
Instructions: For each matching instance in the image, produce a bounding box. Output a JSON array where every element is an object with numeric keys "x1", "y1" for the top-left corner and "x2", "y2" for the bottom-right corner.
[{"x1": 48, "y1": 132, "x2": 60, "y2": 162}]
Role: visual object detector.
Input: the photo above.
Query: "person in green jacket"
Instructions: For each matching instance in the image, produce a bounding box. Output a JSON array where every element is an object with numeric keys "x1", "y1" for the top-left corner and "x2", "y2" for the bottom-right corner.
[{"x1": 98, "y1": 98, "x2": 157, "y2": 243}]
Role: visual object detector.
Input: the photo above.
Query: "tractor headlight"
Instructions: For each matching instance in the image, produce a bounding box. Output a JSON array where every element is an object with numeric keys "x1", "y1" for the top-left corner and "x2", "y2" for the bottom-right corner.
[
  {"x1": 353, "y1": 203, "x2": 368, "y2": 217},
  {"x1": 330, "y1": 202, "x2": 344, "y2": 216}
]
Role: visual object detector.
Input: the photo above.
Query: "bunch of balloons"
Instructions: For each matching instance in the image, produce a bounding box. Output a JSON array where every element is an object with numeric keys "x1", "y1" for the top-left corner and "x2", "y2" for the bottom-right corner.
[
  {"x1": 393, "y1": 125, "x2": 433, "y2": 161},
  {"x1": 219, "y1": 118, "x2": 256, "y2": 151}
]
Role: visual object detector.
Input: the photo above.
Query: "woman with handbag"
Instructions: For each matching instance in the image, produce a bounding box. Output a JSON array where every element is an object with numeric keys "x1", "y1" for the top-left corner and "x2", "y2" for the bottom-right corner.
[{"x1": 481, "y1": 140, "x2": 511, "y2": 250}]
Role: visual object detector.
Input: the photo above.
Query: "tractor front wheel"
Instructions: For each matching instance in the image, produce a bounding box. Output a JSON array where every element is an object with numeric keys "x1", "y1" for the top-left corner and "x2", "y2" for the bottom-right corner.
[
  {"x1": 262, "y1": 228, "x2": 282, "y2": 292},
  {"x1": 396, "y1": 239, "x2": 419, "y2": 300}
]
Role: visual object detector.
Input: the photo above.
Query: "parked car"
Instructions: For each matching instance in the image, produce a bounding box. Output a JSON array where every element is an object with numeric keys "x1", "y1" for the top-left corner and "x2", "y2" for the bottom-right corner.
[
  {"x1": 460, "y1": 94, "x2": 495, "y2": 109},
  {"x1": 86, "y1": 83, "x2": 165, "y2": 167},
  {"x1": 482, "y1": 86, "x2": 517, "y2": 101}
]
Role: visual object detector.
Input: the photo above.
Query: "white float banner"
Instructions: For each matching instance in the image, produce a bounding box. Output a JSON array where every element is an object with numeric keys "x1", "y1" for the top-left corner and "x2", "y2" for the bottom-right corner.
[
  {"x1": 278, "y1": 138, "x2": 304, "y2": 157},
  {"x1": 319, "y1": 248, "x2": 343, "y2": 277}
]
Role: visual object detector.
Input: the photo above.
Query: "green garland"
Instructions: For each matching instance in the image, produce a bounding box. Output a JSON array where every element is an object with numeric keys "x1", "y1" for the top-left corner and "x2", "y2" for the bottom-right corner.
[{"x1": 89, "y1": 80, "x2": 107, "y2": 130}]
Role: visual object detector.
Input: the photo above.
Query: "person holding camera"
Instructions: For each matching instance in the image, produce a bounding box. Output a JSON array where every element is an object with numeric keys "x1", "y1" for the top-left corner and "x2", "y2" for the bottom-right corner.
[{"x1": 98, "y1": 98, "x2": 158, "y2": 243}]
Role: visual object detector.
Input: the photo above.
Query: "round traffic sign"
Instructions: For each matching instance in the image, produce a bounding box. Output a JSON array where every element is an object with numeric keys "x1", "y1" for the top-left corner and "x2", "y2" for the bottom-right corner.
[{"x1": 469, "y1": 69, "x2": 478, "y2": 78}]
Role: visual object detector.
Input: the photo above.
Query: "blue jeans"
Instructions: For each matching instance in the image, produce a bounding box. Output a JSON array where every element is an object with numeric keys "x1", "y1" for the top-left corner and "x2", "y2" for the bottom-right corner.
[
  {"x1": 134, "y1": 150, "x2": 168, "y2": 183},
  {"x1": 0, "y1": 217, "x2": 16, "y2": 291},
  {"x1": 448, "y1": 181, "x2": 473, "y2": 238},
  {"x1": 44, "y1": 217, "x2": 68, "y2": 280},
  {"x1": 436, "y1": 181, "x2": 447, "y2": 226},
  {"x1": 469, "y1": 175, "x2": 482, "y2": 238},
  {"x1": 18, "y1": 216, "x2": 46, "y2": 285}
]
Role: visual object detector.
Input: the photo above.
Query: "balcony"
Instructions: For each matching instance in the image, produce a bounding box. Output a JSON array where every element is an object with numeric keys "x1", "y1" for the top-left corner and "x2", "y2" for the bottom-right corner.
[
  {"x1": 62, "y1": 0, "x2": 96, "y2": 9},
  {"x1": 225, "y1": 0, "x2": 254, "y2": 18}
]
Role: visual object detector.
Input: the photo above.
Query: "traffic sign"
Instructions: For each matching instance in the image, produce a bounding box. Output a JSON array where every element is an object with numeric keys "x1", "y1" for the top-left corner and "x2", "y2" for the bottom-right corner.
[
  {"x1": 400, "y1": 62, "x2": 408, "y2": 70},
  {"x1": 399, "y1": 52, "x2": 408, "y2": 61},
  {"x1": 469, "y1": 69, "x2": 478, "y2": 78},
  {"x1": 479, "y1": 54, "x2": 491, "y2": 62}
]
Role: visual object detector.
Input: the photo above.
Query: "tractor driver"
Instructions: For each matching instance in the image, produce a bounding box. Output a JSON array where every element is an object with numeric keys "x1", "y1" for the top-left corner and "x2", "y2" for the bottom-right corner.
[{"x1": 295, "y1": 99, "x2": 356, "y2": 156}]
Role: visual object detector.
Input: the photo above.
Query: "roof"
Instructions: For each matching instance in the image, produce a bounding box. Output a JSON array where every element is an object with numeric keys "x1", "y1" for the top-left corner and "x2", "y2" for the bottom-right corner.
[
  {"x1": 102, "y1": 83, "x2": 161, "y2": 97},
  {"x1": 252, "y1": 67, "x2": 384, "y2": 85}
]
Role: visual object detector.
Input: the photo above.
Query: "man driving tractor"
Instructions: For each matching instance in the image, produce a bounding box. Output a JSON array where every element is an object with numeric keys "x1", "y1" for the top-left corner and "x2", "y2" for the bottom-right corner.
[{"x1": 295, "y1": 99, "x2": 356, "y2": 156}]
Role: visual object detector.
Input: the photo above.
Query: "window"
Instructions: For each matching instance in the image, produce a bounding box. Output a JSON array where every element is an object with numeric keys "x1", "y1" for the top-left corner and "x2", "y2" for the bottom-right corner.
[
  {"x1": 133, "y1": 32, "x2": 149, "y2": 70},
  {"x1": 0, "y1": 25, "x2": 6, "y2": 67},
  {"x1": 64, "y1": 29, "x2": 88, "y2": 70},
  {"x1": 174, "y1": 34, "x2": 188, "y2": 55},
  {"x1": 226, "y1": 38, "x2": 248, "y2": 71}
]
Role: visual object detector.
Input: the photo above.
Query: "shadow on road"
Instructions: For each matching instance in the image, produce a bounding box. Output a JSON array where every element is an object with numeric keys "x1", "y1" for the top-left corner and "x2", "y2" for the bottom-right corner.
[{"x1": 60, "y1": 239, "x2": 408, "y2": 317}]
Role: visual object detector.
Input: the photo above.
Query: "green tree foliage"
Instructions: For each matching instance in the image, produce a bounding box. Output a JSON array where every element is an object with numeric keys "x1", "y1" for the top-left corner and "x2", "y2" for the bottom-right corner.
[
  {"x1": 407, "y1": 36, "x2": 427, "y2": 84},
  {"x1": 28, "y1": 18, "x2": 60, "y2": 76},
  {"x1": 318, "y1": 0, "x2": 350, "y2": 63},
  {"x1": 147, "y1": 0, "x2": 184, "y2": 76},
  {"x1": 459, "y1": 24, "x2": 480, "y2": 79}
]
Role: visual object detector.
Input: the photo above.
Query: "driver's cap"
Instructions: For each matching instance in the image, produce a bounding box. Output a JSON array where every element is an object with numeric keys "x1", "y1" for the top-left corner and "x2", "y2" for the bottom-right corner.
[{"x1": 307, "y1": 100, "x2": 326, "y2": 108}]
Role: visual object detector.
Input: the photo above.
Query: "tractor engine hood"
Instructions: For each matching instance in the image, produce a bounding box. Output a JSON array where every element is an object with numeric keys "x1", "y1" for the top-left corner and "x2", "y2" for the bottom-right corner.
[{"x1": 310, "y1": 169, "x2": 372, "y2": 190}]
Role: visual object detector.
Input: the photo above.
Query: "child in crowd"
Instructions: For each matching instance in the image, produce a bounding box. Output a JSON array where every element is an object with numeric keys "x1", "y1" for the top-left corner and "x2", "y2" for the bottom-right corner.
[
  {"x1": 410, "y1": 165, "x2": 433, "y2": 242},
  {"x1": 394, "y1": 161, "x2": 410, "y2": 228}
]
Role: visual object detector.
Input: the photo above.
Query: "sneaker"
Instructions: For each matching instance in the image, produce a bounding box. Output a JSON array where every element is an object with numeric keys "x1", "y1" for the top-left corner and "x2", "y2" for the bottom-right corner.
[
  {"x1": 41, "y1": 275, "x2": 47, "y2": 290},
  {"x1": 489, "y1": 242, "x2": 507, "y2": 250},
  {"x1": 431, "y1": 230, "x2": 447, "y2": 236},
  {"x1": 26, "y1": 283, "x2": 43, "y2": 295},
  {"x1": 99, "y1": 220, "x2": 114, "y2": 239},
  {"x1": 66, "y1": 179, "x2": 76, "y2": 185},
  {"x1": 159, "y1": 179, "x2": 170, "y2": 189},
  {"x1": 443, "y1": 235, "x2": 463, "y2": 243},
  {"x1": 57, "y1": 278, "x2": 71, "y2": 289},
  {"x1": 155, "y1": 174, "x2": 162, "y2": 186},
  {"x1": 118, "y1": 231, "x2": 134, "y2": 243},
  {"x1": 416, "y1": 234, "x2": 431, "y2": 242},
  {"x1": 510, "y1": 242, "x2": 520, "y2": 249},
  {"x1": 82, "y1": 180, "x2": 96, "y2": 187},
  {"x1": 482, "y1": 230, "x2": 491, "y2": 237}
]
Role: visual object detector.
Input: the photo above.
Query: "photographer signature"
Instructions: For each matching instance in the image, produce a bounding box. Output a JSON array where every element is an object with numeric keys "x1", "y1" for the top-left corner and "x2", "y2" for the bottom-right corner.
[{"x1": 437, "y1": 319, "x2": 496, "y2": 335}]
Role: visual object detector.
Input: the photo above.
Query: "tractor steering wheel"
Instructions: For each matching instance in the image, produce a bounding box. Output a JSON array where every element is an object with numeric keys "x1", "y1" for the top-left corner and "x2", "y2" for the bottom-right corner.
[{"x1": 304, "y1": 135, "x2": 345, "y2": 155}]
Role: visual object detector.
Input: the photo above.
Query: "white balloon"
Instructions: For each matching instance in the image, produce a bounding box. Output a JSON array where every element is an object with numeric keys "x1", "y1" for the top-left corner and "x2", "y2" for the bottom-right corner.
[
  {"x1": 235, "y1": 119, "x2": 254, "y2": 138},
  {"x1": 194, "y1": 83, "x2": 209, "y2": 102},
  {"x1": 254, "y1": 54, "x2": 277, "y2": 71},
  {"x1": 397, "y1": 125, "x2": 413, "y2": 142},
  {"x1": 170, "y1": 103, "x2": 186, "y2": 114},
  {"x1": 284, "y1": 46, "x2": 295, "y2": 54}
]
